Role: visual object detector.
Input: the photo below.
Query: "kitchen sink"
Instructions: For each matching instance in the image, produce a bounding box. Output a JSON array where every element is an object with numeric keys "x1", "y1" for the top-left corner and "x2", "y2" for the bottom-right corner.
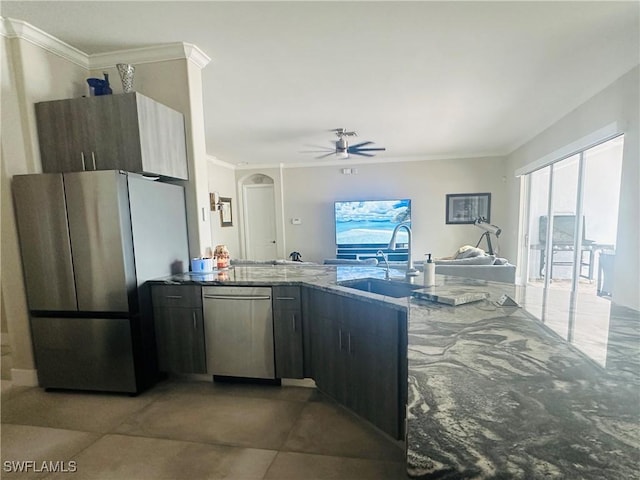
[{"x1": 338, "y1": 277, "x2": 422, "y2": 298}]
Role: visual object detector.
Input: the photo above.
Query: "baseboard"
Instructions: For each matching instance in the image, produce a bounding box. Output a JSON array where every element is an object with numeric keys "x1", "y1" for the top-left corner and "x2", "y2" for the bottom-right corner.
[{"x1": 10, "y1": 368, "x2": 38, "y2": 386}]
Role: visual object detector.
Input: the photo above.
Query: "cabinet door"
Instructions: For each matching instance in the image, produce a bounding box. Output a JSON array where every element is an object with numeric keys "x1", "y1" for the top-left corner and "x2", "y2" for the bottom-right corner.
[
  {"x1": 151, "y1": 285, "x2": 202, "y2": 309},
  {"x1": 89, "y1": 93, "x2": 143, "y2": 172},
  {"x1": 346, "y1": 299, "x2": 400, "y2": 439},
  {"x1": 36, "y1": 93, "x2": 188, "y2": 179},
  {"x1": 308, "y1": 289, "x2": 348, "y2": 404},
  {"x1": 152, "y1": 285, "x2": 205, "y2": 374},
  {"x1": 153, "y1": 307, "x2": 206, "y2": 374},
  {"x1": 36, "y1": 99, "x2": 92, "y2": 173},
  {"x1": 135, "y1": 94, "x2": 188, "y2": 180},
  {"x1": 272, "y1": 286, "x2": 303, "y2": 378}
]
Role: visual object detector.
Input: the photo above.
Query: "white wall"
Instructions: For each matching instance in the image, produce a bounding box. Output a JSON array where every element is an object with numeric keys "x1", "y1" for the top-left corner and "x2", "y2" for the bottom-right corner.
[
  {"x1": 505, "y1": 66, "x2": 639, "y2": 310},
  {"x1": 280, "y1": 156, "x2": 508, "y2": 263},
  {"x1": 207, "y1": 157, "x2": 240, "y2": 256},
  {"x1": 1, "y1": 33, "x2": 89, "y2": 381}
]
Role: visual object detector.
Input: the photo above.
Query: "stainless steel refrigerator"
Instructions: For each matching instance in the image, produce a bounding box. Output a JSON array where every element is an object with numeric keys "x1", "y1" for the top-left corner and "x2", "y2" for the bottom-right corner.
[{"x1": 12, "y1": 170, "x2": 190, "y2": 393}]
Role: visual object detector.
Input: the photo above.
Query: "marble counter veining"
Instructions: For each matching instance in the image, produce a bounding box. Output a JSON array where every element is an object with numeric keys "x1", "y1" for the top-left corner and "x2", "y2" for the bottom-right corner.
[
  {"x1": 150, "y1": 265, "x2": 639, "y2": 478},
  {"x1": 407, "y1": 293, "x2": 639, "y2": 479}
]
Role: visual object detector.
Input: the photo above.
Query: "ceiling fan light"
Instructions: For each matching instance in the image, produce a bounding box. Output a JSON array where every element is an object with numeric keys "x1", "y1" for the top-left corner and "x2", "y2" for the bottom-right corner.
[{"x1": 337, "y1": 151, "x2": 349, "y2": 159}]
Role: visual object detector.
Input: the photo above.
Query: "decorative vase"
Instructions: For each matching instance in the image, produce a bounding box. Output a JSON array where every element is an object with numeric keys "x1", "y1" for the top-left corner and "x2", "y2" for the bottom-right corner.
[{"x1": 116, "y1": 63, "x2": 135, "y2": 93}]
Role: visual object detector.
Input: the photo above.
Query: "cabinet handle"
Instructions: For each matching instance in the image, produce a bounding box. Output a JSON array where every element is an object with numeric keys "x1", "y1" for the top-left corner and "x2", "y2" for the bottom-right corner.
[
  {"x1": 165, "y1": 295, "x2": 183, "y2": 299},
  {"x1": 193, "y1": 311, "x2": 197, "y2": 330},
  {"x1": 339, "y1": 328, "x2": 343, "y2": 351},
  {"x1": 91, "y1": 152, "x2": 97, "y2": 170},
  {"x1": 291, "y1": 313, "x2": 296, "y2": 333},
  {"x1": 81, "y1": 152, "x2": 86, "y2": 171},
  {"x1": 276, "y1": 296, "x2": 296, "y2": 301},
  {"x1": 348, "y1": 332, "x2": 353, "y2": 354}
]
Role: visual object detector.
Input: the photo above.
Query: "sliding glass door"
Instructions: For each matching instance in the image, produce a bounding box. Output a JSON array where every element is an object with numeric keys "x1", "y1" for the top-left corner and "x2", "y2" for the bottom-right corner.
[{"x1": 522, "y1": 135, "x2": 624, "y2": 363}]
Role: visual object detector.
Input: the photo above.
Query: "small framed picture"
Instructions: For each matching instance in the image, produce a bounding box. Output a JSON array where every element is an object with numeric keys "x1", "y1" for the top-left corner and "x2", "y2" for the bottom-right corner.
[
  {"x1": 446, "y1": 193, "x2": 491, "y2": 224},
  {"x1": 219, "y1": 197, "x2": 233, "y2": 227}
]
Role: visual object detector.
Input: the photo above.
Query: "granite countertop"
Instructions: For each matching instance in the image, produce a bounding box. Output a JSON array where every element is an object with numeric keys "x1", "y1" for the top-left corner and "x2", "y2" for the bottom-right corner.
[
  {"x1": 151, "y1": 265, "x2": 639, "y2": 478},
  {"x1": 151, "y1": 264, "x2": 414, "y2": 310},
  {"x1": 407, "y1": 288, "x2": 639, "y2": 479}
]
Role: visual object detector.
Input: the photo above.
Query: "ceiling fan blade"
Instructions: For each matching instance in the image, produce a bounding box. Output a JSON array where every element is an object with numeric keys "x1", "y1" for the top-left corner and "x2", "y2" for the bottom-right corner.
[
  {"x1": 301, "y1": 144, "x2": 334, "y2": 150},
  {"x1": 351, "y1": 147, "x2": 386, "y2": 152},
  {"x1": 350, "y1": 151, "x2": 375, "y2": 157},
  {"x1": 315, "y1": 152, "x2": 336, "y2": 159},
  {"x1": 348, "y1": 141, "x2": 373, "y2": 149}
]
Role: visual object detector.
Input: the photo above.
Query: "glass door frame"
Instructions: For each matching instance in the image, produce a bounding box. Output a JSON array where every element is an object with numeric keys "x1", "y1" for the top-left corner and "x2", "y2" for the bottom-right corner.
[{"x1": 518, "y1": 133, "x2": 624, "y2": 314}]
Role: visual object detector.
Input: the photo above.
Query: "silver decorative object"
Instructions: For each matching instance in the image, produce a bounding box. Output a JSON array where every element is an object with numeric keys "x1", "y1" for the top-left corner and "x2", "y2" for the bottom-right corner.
[{"x1": 116, "y1": 63, "x2": 135, "y2": 93}]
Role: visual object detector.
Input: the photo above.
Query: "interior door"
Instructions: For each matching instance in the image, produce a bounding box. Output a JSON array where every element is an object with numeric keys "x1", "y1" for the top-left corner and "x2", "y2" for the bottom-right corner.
[{"x1": 243, "y1": 184, "x2": 278, "y2": 260}]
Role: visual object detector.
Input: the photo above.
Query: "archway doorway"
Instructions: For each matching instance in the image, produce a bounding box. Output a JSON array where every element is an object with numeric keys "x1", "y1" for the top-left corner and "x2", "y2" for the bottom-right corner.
[{"x1": 242, "y1": 174, "x2": 277, "y2": 260}]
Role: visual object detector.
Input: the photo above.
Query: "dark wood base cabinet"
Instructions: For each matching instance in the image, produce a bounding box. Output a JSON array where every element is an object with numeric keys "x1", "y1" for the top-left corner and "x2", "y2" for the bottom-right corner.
[
  {"x1": 272, "y1": 286, "x2": 304, "y2": 378},
  {"x1": 150, "y1": 283, "x2": 406, "y2": 440},
  {"x1": 305, "y1": 287, "x2": 406, "y2": 439},
  {"x1": 151, "y1": 285, "x2": 206, "y2": 374}
]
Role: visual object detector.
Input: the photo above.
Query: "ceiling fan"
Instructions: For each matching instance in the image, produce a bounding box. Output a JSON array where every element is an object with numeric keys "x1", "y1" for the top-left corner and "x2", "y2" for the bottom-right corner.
[{"x1": 303, "y1": 128, "x2": 386, "y2": 159}]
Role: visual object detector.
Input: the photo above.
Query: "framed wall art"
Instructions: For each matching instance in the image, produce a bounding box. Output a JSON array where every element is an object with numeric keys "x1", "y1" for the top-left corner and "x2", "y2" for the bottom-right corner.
[
  {"x1": 445, "y1": 193, "x2": 491, "y2": 224},
  {"x1": 219, "y1": 197, "x2": 233, "y2": 227}
]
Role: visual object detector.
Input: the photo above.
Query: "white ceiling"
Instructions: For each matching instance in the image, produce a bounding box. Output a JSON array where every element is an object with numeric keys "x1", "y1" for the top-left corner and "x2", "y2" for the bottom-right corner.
[{"x1": 3, "y1": 1, "x2": 639, "y2": 167}]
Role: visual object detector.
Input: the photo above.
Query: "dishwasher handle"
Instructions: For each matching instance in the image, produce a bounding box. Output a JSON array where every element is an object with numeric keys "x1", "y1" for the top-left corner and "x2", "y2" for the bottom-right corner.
[{"x1": 203, "y1": 294, "x2": 271, "y2": 301}]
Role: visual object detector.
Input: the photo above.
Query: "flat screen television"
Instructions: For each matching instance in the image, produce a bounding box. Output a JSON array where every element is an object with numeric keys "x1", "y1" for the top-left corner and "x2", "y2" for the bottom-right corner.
[{"x1": 334, "y1": 199, "x2": 411, "y2": 246}]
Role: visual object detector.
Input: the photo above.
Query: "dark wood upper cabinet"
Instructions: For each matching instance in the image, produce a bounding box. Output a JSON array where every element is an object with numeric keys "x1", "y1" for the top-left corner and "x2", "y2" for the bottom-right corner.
[{"x1": 35, "y1": 93, "x2": 188, "y2": 180}]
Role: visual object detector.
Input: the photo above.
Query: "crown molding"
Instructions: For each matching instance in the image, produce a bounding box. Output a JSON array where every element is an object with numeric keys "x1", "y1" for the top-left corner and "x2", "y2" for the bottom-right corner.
[
  {"x1": 1, "y1": 17, "x2": 211, "y2": 71},
  {"x1": 232, "y1": 152, "x2": 507, "y2": 170},
  {"x1": 89, "y1": 42, "x2": 211, "y2": 70},
  {"x1": 207, "y1": 155, "x2": 236, "y2": 170},
  {"x1": 183, "y1": 43, "x2": 212, "y2": 69},
  {"x1": 1, "y1": 17, "x2": 89, "y2": 68}
]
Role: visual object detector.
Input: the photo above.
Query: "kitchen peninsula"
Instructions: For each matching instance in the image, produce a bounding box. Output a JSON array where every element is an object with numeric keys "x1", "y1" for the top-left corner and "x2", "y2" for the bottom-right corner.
[{"x1": 151, "y1": 264, "x2": 639, "y2": 479}]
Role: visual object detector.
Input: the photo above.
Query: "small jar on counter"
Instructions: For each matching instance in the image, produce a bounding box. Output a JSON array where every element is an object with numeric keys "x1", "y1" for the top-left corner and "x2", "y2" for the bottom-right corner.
[{"x1": 214, "y1": 244, "x2": 230, "y2": 269}]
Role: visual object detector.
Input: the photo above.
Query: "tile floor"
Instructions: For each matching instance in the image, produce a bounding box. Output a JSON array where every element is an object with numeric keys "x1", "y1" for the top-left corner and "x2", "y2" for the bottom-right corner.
[{"x1": 1, "y1": 375, "x2": 408, "y2": 479}]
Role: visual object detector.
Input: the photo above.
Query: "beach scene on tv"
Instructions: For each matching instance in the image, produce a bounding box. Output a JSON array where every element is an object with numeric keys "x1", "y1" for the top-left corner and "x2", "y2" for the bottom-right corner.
[{"x1": 335, "y1": 199, "x2": 411, "y2": 245}]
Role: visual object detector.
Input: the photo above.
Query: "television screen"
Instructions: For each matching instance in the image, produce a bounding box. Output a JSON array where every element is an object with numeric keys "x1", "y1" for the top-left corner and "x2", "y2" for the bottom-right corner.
[{"x1": 334, "y1": 199, "x2": 411, "y2": 246}]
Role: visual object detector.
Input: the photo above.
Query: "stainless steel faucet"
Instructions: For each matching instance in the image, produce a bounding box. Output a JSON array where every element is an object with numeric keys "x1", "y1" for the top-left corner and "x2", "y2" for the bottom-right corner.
[
  {"x1": 388, "y1": 222, "x2": 419, "y2": 277},
  {"x1": 376, "y1": 250, "x2": 391, "y2": 280}
]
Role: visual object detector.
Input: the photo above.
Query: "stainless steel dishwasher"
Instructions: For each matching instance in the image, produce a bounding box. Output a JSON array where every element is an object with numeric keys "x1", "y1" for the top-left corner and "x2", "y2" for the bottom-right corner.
[{"x1": 202, "y1": 286, "x2": 275, "y2": 379}]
